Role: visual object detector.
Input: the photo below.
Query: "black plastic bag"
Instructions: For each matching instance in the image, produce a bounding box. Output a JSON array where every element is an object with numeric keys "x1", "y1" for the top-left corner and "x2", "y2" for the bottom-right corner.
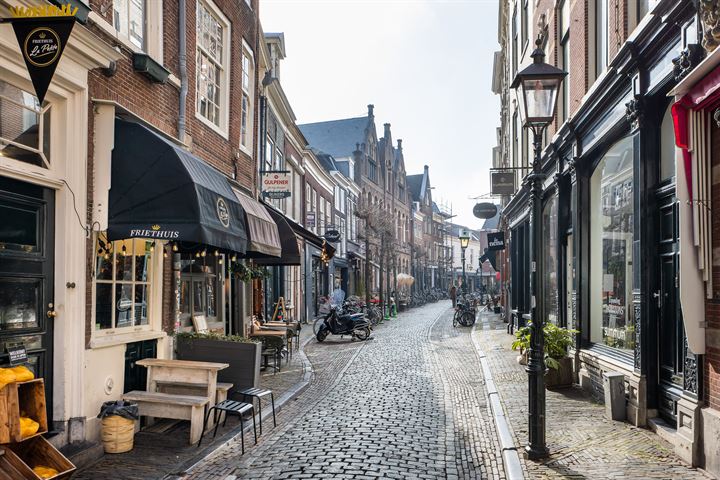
[{"x1": 97, "y1": 400, "x2": 139, "y2": 420}]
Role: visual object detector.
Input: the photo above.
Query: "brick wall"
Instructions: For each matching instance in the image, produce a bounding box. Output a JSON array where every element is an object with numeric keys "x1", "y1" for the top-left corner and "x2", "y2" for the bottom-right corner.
[
  {"x1": 706, "y1": 124, "x2": 720, "y2": 410},
  {"x1": 84, "y1": 0, "x2": 260, "y2": 345}
]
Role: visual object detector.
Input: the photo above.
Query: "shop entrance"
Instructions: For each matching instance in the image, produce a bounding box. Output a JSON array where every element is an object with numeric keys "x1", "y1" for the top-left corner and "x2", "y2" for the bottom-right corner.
[
  {"x1": 0, "y1": 176, "x2": 54, "y2": 423},
  {"x1": 655, "y1": 185, "x2": 684, "y2": 423}
]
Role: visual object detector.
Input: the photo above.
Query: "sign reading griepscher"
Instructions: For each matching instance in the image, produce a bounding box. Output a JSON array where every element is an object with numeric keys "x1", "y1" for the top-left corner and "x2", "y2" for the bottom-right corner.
[
  {"x1": 262, "y1": 172, "x2": 291, "y2": 199},
  {"x1": 487, "y1": 232, "x2": 505, "y2": 251}
]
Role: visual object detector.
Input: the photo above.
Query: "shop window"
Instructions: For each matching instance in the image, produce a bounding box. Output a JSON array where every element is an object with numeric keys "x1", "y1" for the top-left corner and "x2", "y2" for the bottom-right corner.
[
  {"x1": 590, "y1": 136, "x2": 635, "y2": 352},
  {"x1": 94, "y1": 235, "x2": 153, "y2": 331},
  {"x1": 660, "y1": 104, "x2": 675, "y2": 181},
  {"x1": 0, "y1": 81, "x2": 51, "y2": 168},
  {"x1": 178, "y1": 252, "x2": 223, "y2": 331},
  {"x1": 543, "y1": 195, "x2": 559, "y2": 324},
  {"x1": 195, "y1": 0, "x2": 230, "y2": 135}
]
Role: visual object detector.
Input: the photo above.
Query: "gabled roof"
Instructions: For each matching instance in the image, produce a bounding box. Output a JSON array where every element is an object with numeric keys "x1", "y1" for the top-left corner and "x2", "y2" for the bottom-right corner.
[
  {"x1": 407, "y1": 174, "x2": 423, "y2": 202},
  {"x1": 432, "y1": 201, "x2": 441, "y2": 214},
  {"x1": 299, "y1": 116, "x2": 369, "y2": 159},
  {"x1": 312, "y1": 149, "x2": 338, "y2": 173}
]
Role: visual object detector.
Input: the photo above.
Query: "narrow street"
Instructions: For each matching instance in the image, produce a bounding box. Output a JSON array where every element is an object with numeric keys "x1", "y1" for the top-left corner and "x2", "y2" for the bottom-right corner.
[{"x1": 183, "y1": 301, "x2": 504, "y2": 479}]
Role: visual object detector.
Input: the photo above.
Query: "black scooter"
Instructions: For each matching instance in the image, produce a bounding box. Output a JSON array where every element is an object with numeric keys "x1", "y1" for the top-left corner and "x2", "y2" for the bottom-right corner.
[{"x1": 316, "y1": 306, "x2": 371, "y2": 342}]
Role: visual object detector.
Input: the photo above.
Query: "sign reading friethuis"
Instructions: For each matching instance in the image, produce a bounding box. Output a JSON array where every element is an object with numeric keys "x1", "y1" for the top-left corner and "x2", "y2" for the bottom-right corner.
[{"x1": 6, "y1": 4, "x2": 78, "y2": 104}]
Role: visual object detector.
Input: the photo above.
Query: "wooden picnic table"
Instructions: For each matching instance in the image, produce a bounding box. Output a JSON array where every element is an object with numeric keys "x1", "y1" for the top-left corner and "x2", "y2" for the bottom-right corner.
[{"x1": 137, "y1": 358, "x2": 228, "y2": 402}]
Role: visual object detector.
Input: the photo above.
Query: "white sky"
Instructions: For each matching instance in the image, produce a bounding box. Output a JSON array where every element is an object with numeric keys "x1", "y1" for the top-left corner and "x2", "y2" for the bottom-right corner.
[{"x1": 260, "y1": 0, "x2": 500, "y2": 228}]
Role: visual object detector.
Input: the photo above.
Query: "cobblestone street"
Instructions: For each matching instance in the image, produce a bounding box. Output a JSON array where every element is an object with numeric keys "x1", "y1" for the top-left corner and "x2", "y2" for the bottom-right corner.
[{"x1": 184, "y1": 301, "x2": 503, "y2": 479}]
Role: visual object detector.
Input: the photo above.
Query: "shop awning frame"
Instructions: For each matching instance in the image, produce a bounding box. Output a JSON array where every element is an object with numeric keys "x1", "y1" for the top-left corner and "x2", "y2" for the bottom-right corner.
[{"x1": 255, "y1": 204, "x2": 301, "y2": 266}]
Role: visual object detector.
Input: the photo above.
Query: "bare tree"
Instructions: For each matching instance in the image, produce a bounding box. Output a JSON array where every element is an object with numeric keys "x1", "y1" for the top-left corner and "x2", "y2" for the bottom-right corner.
[{"x1": 355, "y1": 196, "x2": 395, "y2": 311}]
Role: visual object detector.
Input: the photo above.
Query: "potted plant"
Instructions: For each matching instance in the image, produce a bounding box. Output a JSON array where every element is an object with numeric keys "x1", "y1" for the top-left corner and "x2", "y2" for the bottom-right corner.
[
  {"x1": 175, "y1": 332, "x2": 262, "y2": 389},
  {"x1": 511, "y1": 323, "x2": 577, "y2": 388}
]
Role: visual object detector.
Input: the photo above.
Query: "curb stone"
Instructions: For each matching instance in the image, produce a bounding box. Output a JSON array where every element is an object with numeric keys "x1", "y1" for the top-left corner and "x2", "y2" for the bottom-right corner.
[{"x1": 471, "y1": 320, "x2": 525, "y2": 480}]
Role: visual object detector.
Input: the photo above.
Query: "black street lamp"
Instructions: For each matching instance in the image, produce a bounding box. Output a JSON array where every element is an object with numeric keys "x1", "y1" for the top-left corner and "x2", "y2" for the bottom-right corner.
[
  {"x1": 511, "y1": 36, "x2": 566, "y2": 460},
  {"x1": 459, "y1": 229, "x2": 470, "y2": 294}
]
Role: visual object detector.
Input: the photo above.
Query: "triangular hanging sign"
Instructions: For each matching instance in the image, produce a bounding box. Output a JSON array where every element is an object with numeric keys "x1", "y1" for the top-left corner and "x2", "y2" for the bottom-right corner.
[{"x1": 11, "y1": 16, "x2": 75, "y2": 104}]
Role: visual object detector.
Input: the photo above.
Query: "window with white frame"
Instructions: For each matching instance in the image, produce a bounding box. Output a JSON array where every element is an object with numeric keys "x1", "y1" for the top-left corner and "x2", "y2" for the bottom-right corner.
[
  {"x1": 0, "y1": 81, "x2": 50, "y2": 168},
  {"x1": 94, "y1": 234, "x2": 153, "y2": 331},
  {"x1": 196, "y1": 0, "x2": 229, "y2": 132},
  {"x1": 241, "y1": 47, "x2": 254, "y2": 150},
  {"x1": 265, "y1": 137, "x2": 274, "y2": 171},
  {"x1": 114, "y1": 0, "x2": 145, "y2": 49}
]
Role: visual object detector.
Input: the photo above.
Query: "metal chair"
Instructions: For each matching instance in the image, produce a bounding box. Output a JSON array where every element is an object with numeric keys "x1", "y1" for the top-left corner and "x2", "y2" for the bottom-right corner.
[
  {"x1": 235, "y1": 387, "x2": 276, "y2": 436},
  {"x1": 198, "y1": 399, "x2": 256, "y2": 453}
]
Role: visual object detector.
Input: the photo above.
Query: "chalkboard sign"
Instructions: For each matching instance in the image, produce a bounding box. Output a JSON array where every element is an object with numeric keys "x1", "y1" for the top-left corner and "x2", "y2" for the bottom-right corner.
[{"x1": 6, "y1": 345, "x2": 28, "y2": 366}]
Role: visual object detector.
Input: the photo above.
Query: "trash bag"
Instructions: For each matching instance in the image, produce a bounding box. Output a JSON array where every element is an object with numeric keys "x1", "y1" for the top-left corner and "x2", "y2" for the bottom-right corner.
[{"x1": 97, "y1": 400, "x2": 139, "y2": 420}]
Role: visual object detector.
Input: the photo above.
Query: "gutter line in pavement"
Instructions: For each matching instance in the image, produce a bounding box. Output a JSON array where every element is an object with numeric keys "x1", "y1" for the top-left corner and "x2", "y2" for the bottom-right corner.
[{"x1": 471, "y1": 320, "x2": 526, "y2": 480}]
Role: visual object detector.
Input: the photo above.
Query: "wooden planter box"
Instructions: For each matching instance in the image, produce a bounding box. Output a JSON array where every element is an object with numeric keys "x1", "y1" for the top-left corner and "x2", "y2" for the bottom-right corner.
[
  {"x1": 0, "y1": 379, "x2": 48, "y2": 444},
  {"x1": 3, "y1": 436, "x2": 75, "y2": 479},
  {"x1": 176, "y1": 338, "x2": 261, "y2": 390},
  {"x1": 545, "y1": 356, "x2": 574, "y2": 389}
]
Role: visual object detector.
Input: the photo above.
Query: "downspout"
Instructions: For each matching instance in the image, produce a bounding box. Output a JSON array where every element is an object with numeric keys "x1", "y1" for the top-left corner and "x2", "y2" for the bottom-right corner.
[{"x1": 178, "y1": 0, "x2": 188, "y2": 142}]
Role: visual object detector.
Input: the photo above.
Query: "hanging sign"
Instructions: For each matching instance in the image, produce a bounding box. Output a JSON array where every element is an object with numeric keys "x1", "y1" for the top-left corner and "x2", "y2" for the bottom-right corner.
[
  {"x1": 473, "y1": 202, "x2": 498, "y2": 219},
  {"x1": 6, "y1": 344, "x2": 28, "y2": 366},
  {"x1": 491, "y1": 171, "x2": 516, "y2": 196},
  {"x1": 324, "y1": 229, "x2": 341, "y2": 243},
  {"x1": 7, "y1": 5, "x2": 78, "y2": 104},
  {"x1": 262, "y1": 171, "x2": 291, "y2": 199},
  {"x1": 487, "y1": 232, "x2": 505, "y2": 251}
]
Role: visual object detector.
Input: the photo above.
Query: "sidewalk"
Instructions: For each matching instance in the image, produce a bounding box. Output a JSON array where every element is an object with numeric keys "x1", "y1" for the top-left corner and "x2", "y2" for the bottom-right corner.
[
  {"x1": 474, "y1": 313, "x2": 714, "y2": 479},
  {"x1": 74, "y1": 325, "x2": 314, "y2": 480}
]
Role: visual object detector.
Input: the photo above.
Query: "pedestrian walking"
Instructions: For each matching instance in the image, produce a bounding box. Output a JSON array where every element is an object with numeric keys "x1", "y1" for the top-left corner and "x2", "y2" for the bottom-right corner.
[{"x1": 449, "y1": 284, "x2": 457, "y2": 308}]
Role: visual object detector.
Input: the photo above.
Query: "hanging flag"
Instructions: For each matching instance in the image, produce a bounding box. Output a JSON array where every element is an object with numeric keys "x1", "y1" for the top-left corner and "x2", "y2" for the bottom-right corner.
[{"x1": 8, "y1": 5, "x2": 77, "y2": 104}]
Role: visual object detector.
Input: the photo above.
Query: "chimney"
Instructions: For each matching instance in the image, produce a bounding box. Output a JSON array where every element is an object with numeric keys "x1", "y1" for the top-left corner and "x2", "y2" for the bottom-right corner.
[
  {"x1": 397, "y1": 139, "x2": 403, "y2": 151},
  {"x1": 424, "y1": 165, "x2": 429, "y2": 174},
  {"x1": 367, "y1": 104, "x2": 374, "y2": 117},
  {"x1": 384, "y1": 123, "x2": 391, "y2": 137}
]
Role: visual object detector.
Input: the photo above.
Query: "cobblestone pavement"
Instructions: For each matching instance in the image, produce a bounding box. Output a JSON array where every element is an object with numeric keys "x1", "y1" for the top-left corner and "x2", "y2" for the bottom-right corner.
[
  {"x1": 474, "y1": 313, "x2": 715, "y2": 480},
  {"x1": 184, "y1": 301, "x2": 505, "y2": 479},
  {"x1": 74, "y1": 327, "x2": 313, "y2": 480}
]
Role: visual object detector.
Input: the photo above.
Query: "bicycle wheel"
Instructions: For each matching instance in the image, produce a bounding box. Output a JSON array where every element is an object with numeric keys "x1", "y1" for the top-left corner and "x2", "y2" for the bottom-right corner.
[
  {"x1": 460, "y1": 311, "x2": 475, "y2": 327},
  {"x1": 313, "y1": 317, "x2": 325, "y2": 335},
  {"x1": 453, "y1": 311, "x2": 459, "y2": 327}
]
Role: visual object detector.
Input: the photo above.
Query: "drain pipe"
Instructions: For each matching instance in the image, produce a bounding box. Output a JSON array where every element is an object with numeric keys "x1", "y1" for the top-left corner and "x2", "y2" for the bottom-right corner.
[{"x1": 178, "y1": 0, "x2": 188, "y2": 142}]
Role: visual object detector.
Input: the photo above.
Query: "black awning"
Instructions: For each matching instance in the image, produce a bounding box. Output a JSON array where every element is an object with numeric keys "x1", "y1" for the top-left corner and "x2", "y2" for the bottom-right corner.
[
  {"x1": 255, "y1": 205, "x2": 301, "y2": 266},
  {"x1": 281, "y1": 214, "x2": 335, "y2": 258},
  {"x1": 107, "y1": 120, "x2": 248, "y2": 253}
]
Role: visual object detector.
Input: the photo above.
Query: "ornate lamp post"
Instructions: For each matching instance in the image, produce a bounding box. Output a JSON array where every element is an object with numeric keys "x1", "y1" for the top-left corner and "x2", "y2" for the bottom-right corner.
[
  {"x1": 510, "y1": 36, "x2": 566, "y2": 460},
  {"x1": 459, "y1": 229, "x2": 470, "y2": 294}
]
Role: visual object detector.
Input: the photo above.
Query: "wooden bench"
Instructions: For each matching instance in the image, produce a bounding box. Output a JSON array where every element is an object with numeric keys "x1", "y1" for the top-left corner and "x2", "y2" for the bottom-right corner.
[{"x1": 123, "y1": 391, "x2": 209, "y2": 445}]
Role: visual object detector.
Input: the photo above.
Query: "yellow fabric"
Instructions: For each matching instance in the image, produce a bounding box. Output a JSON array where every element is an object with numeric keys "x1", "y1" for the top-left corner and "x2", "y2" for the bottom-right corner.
[
  {"x1": 20, "y1": 416, "x2": 39, "y2": 438},
  {"x1": 33, "y1": 466, "x2": 59, "y2": 479},
  {"x1": 10, "y1": 365, "x2": 34, "y2": 382},
  {"x1": 0, "y1": 368, "x2": 16, "y2": 390}
]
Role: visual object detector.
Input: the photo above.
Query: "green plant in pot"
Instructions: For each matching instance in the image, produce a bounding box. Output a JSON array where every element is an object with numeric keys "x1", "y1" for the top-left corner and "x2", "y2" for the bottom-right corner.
[{"x1": 512, "y1": 323, "x2": 577, "y2": 386}]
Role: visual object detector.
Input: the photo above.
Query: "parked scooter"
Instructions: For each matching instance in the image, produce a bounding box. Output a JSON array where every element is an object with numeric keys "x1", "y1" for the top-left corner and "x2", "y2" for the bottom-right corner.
[{"x1": 316, "y1": 306, "x2": 371, "y2": 342}]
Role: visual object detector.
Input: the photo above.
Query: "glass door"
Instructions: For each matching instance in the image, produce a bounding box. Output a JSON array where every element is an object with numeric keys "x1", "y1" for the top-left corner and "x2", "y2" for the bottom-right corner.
[{"x1": 0, "y1": 177, "x2": 54, "y2": 423}]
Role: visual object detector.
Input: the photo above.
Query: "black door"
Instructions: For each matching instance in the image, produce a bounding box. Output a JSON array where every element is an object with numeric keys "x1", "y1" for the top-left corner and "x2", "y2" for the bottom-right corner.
[
  {"x1": 0, "y1": 176, "x2": 54, "y2": 424},
  {"x1": 124, "y1": 340, "x2": 157, "y2": 392},
  {"x1": 655, "y1": 187, "x2": 684, "y2": 423}
]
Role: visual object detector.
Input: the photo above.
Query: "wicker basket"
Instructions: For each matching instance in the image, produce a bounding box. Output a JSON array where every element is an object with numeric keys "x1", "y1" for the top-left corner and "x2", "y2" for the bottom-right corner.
[{"x1": 100, "y1": 415, "x2": 135, "y2": 454}]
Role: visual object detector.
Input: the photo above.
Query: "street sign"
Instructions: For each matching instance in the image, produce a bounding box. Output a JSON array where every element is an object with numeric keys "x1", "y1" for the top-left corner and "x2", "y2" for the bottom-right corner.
[
  {"x1": 487, "y1": 232, "x2": 505, "y2": 251},
  {"x1": 473, "y1": 202, "x2": 498, "y2": 219},
  {"x1": 325, "y1": 229, "x2": 341, "y2": 243},
  {"x1": 491, "y1": 171, "x2": 516, "y2": 196}
]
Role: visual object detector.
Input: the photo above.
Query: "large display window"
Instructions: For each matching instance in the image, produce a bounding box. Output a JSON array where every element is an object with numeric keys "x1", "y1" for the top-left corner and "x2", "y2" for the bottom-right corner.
[
  {"x1": 543, "y1": 195, "x2": 558, "y2": 324},
  {"x1": 589, "y1": 136, "x2": 635, "y2": 352}
]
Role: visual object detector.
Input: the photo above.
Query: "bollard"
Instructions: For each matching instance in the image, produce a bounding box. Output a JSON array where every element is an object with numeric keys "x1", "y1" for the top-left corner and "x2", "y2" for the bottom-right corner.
[{"x1": 603, "y1": 372, "x2": 626, "y2": 421}]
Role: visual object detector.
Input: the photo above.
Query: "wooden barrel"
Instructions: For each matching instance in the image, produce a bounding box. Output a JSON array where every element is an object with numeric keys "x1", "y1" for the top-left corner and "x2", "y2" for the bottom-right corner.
[{"x1": 100, "y1": 415, "x2": 135, "y2": 454}]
